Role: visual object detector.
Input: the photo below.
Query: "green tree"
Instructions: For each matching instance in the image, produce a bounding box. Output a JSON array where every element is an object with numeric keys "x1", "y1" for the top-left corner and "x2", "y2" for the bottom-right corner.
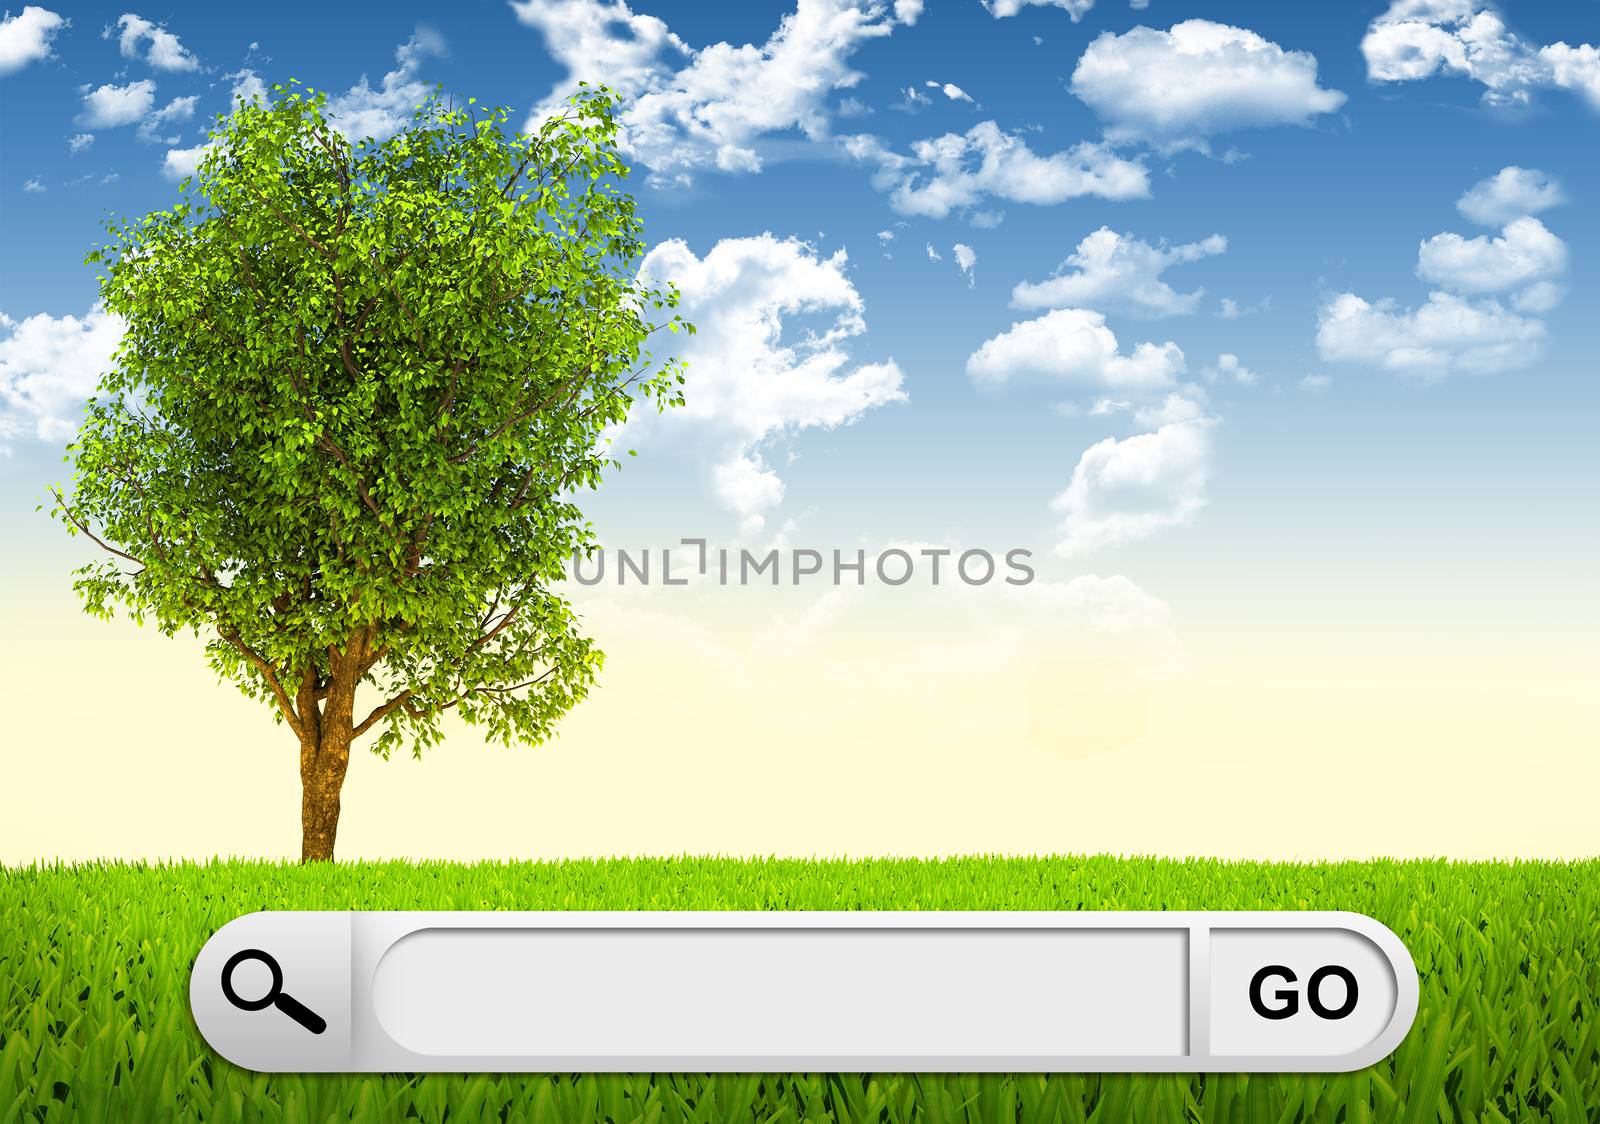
[{"x1": 52, "y1": 82, "x2": 687, "y2": 861}]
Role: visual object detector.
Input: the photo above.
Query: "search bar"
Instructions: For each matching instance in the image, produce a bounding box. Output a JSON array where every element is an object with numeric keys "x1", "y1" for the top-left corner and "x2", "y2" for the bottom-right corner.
[{"x1": 190, "y1": 911, "x2": 1417, "y2": 1073}]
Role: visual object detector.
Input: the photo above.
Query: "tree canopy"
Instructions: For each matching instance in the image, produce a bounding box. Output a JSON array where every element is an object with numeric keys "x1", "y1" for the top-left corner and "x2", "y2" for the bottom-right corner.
[{"x1": 54, "y1": 80, "x2": 686, "y2": 784}]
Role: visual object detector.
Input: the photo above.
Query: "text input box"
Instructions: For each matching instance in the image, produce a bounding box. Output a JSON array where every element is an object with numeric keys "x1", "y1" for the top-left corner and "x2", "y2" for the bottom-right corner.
[{"x1": 370, "y1": 926, "x2": 1189, "y2": 1061}]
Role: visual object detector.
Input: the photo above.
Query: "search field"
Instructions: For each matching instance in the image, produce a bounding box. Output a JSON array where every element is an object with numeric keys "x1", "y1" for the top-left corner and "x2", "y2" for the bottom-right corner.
[
  {"x1": 372, "y1": 926, "x2": 1186, "y2": 1061},
  {"x1": 190, "y1": 911, "x2": 1417, "y2": 1073}
]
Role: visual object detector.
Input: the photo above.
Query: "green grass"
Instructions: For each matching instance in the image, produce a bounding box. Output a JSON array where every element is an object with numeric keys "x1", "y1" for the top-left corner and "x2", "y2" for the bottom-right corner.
[{"x1": 2, "y1": 856, "x2": 1598, "y2": 1122}]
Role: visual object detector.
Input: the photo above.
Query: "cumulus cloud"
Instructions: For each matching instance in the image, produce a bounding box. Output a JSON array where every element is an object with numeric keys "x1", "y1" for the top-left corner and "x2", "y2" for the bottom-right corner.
[
  {"x1": 926, "y1": 79, "x2": 972, "y2": 102},
  {"x1": 223, "y1": 68, "x2": 268, "y2": 109},
  {"x1": 1316, "y1": 290, "x2": 1545, "y2": 377},
  {"x1": 966, "y1": 308, "x2": 1184, "y2": 390},
  {"x1": 1362, "y1": 0, "x2": 1600, "y2": 111},
  {"x1": 632, "y1": 234, "x2": 906, "y2": 530},
  {"x1": 985, "y1": 0, "x2": 1095, "y2": 19},
  {"x1": 712, "y1": 454, "x2": 786, "y2": 518},
  {"x1": 514, "y1": 0, "x2": 918, "y2": 183},
  {"x1": 0, "y1": 6, "x2": 66, "y2": 75},
  {"x1": 160, "y1": 69, "x2": 270, "y2": 180},
  {"x1": 324, "y1": 29, "x2": 446, "y2": 144},
  {"x1": 1217, "y1": 295, "x2": 1269, "y2": 319},
  {"x1": 1416, "y1": 216, "x2": 1565, "y2": 294},
  {"x1": 845, "y1": 121, "x2": 1148, "y2": 219},
  {"x1": 67, "y1": 132, "x2": 94, "y2": 154},
  {"x1": 1052, "y1": 415, "x2": 1216, "y2": 556},
  {"x1": 1131, "y1": 387, "x2": 1209, "y2": 427},
  {"x1": 1202, "y1": 352, "x2": 1260, "y2": 386},
  {"x1": 1509, "y1": 280, "x2": 1563, "y2": 315},
  {"x1": 137, "y1": 93, "x2": 197, "y2": 143},
  {"x1": 0, "y1": 305, "x2": 125, "y2": 444},
  {"x1": 78, "y1": 80, "x2": 157, "y2": 129},
  {"x1": 1071, "y1": 19, "x2": 1346, "y2": 149},
  {"x1": 512, "y1": 0, "x2": 688, "y2": 108},
  {"x1": 953, "y1": 243, "x2": 977, "y2": 286},
  {"x1": 107, "y1": 13, "x2": 200, "y2": 71},
  {"x1": 1318, "y1": 167, "x2": 1570, "y2": 379},
  {"x1": 161, "y1": 145, "x2": 206, "y2": 180},
  {"x1": 1456, "y1": 166, "x2": 1565, "y2": 226},
  {"x1": 1011, "y1": 227, "x2": 1226, "y2": 317}
]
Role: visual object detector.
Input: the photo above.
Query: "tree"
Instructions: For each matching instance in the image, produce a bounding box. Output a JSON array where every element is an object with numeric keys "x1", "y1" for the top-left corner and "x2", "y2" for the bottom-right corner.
[{"x1": 52, "y1": 82, "x2": 687, "y2": 861}]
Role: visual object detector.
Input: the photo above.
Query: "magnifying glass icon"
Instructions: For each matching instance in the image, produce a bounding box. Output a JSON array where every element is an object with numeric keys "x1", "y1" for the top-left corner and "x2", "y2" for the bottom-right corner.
[{"x1": 220, "y1": 949, "x2": 327, "y2": 1035}]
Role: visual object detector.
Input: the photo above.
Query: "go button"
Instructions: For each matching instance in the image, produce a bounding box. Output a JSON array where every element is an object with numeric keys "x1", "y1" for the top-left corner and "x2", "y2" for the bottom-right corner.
[{"x1": 191, "y1": 910, "x2": 1417, "y2": 1073}]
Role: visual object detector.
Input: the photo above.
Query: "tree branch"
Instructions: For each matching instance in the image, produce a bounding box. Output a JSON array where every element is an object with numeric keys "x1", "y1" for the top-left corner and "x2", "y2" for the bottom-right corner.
[
  {"x1": 219, "y1": 626, "x2": 303, "y2": 739},
  {"x1": 353, "y1": 688, "x2": 412, "y2": 739},
  {"x1": 51, "y1": 488, "x2": 146, "y2": 566},
  {"x1": 249, "y1": 184, "x2": 335, "y2": 261}
]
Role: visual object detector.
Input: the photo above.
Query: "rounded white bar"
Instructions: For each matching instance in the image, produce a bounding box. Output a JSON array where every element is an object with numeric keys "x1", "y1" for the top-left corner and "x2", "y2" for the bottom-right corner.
[{"x1": 190, "y1": 911, "x2": 1417, "y2": 1073}]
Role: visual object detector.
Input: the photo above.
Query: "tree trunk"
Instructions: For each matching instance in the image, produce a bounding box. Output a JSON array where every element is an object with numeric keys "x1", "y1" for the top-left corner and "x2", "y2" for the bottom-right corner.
[{"x1": 300, "y1": 726, "x2": 352, "y2": 863}]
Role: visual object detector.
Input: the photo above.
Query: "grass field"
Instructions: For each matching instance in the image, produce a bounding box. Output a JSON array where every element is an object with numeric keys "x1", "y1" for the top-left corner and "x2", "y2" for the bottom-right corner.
[{"x1": 3, "y1": 856, "x2": 1598, "y2": 1122}]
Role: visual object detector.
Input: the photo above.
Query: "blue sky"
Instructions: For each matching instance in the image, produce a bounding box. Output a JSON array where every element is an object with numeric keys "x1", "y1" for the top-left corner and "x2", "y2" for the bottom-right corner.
[
  {"x1": 2, "y1": 0, "x2": 1598, "y2": 600},
  {"x1": 4, "y1": 2, "x2": 1600, "y2": 862}
]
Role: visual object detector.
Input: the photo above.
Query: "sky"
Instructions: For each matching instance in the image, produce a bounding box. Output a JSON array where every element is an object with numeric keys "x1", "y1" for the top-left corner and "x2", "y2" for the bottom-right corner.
[{"x1": 1, "y1": 0, "x2": 1597, "y2": 863}]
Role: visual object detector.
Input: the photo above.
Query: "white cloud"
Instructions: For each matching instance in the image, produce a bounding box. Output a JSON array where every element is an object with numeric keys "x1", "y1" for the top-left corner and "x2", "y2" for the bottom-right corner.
[
  {"x1": 1510, "y1": 280, "x2": 1563, "y2": 314},
  {"x1": 846, "y1": 120, "x2": 1149, "y2": 219},
  {"x1": 1299, "y1": 374, "x2": 1331, "y2": 391},
  {"x1": 1202, "y1": 352, "x2": 1260, "y2": 386},
  {"x1": 1319, "y1": 168, "x2": 1570, "y2": 379},
  {"x1": 108, "y1": 13, "x2": 200, "y2": 71},
  {"x1": 1, "y1": 6, "x2": 65, "y2": 75},
  {"x1": 1071, "y1": 20, "x2": 1346, "y2": 149},
  {"x1": 138, "y1": 93, "x2": 197, "y2": 143},
  {"x1": 966, "y1": 307, "x2": 1184, "y2": 390},
  {"x1": 1361, "y1": 1, "x2": 1600, "y2": 112},
  {"x1": 1217, "y1": 295, "x2": 1269, "y2": 319},
  {"x1": 324, "y1": 29, "x2": 446, "y2": 144},
  {"x1": 1542, "y1": 41, "x2": 1600, "y2": 110},
  {"x1": 160, "y1": 70, "x2": 270, "y2": 180},
  {"x1": 511, "y1": 0, "x2": 688, "y2": 108},
  {"x1": 985, "y1": 0, "x2": 1095, "y2": 20},
  {"x1": 953, "y1": 243, "x2": 977, "y2": 286},
  {"x1": 1416, "y1": 216, "x2": 1565, "y2": 295},
  {"x1": 78, "y1": 77, "x2": 194, "y2": 144},
  {"x1": 515, "y1": 0, "x2": 917, "y2": 183},
  {"x1": 1011, "y1": 227, "x2": 1225, "y2": 317},
  {"x1": 925, "y1": 242, "x2": 941, "y2": 261},
  {"x1": 223, "y1": 68, "x2": 268, "y2": 109},
  {"x1": 712, "y1": 454, "x2": 786, "y2": 522},
  {"x1": 0, "y1": 305, "x2": 125, "y2": 444},
  {"x1": 22, "y1": 176, "x2": 45, "y2": 193},
  {"x1": 1132, "y1": 387, "x2": 1209, "y2": 427},
  {"x1": 1456, "y1": 166, "x2": 1565, "y2": 226},
  {"x1": 1315, "y1": 290, "x2": 1545, "y2": 377},
  {"x1": 162, "y1": 144, "x2": 206, "y2": 180},
  {"x1": 926, "y1": 80, "x2": 972, "y2": 101},
  {"x1": 632, "y1": 234, "x2": 906, "y2": 529},
  {"x1": 79, "y1": 80, "x2": 157, "y2": 129},
  {"x1": 1052, "y1": 415, "x2": 1215, "y2": 556}
]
